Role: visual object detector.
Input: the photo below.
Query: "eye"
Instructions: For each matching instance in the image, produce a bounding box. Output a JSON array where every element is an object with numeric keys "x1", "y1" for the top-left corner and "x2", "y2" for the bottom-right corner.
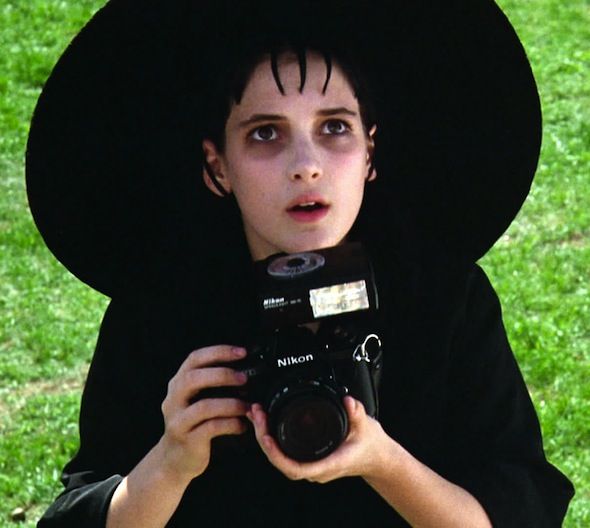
[
  {"x1": 321, "y1": 119, "x2": 351, "y2": 135},
  {"x1": 250, "y1": 125, "x2": 278, "y2": 142}
]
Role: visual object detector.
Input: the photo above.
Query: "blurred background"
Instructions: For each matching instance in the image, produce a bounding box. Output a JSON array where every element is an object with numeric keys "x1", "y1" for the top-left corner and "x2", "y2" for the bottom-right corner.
[{"x1": 0, "y1": 0, "x2": 588, "y2": 525}]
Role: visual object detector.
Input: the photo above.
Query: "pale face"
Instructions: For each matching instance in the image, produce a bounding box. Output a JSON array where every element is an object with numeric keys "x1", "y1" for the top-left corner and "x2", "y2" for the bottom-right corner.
[{"x1": 203, "y1": 52, "x2": 375, "y2": 261}]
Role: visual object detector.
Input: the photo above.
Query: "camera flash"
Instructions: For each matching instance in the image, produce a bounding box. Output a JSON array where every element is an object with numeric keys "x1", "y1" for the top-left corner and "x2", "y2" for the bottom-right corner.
[{"x1": 309, "y1": 280, "x2": 370, "y2": 318}]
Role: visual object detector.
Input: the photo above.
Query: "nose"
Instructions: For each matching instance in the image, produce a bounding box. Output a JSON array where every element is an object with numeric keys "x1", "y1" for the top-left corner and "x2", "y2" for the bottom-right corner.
[{"x1": 287, "y1": 137, "x2": 322, "y2": 182}]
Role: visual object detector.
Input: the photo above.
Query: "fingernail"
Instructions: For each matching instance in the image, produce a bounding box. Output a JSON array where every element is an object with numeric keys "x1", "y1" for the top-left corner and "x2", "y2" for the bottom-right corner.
[
  {"x1": 232, "y1": 347, "x2": 246, "y2": 358},
  {"x1": 348, "y1": 397, "x2": 356, "y2": 411},
  {"x1": 235, "y1": 371, "x2": 248, "y2": 383}
]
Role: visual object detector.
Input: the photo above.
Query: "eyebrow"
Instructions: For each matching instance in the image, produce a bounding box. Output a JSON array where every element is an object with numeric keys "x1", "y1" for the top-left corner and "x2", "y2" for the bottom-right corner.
[
  {"x1": 238, "y1": 107, "x2": 358, "y2": 128},
  {"x1": 317, "y1": 107, "x2": 357, "y2": 118},
  {"x1": 238, "y1": 114, "x2": 285, "y2": 128}
]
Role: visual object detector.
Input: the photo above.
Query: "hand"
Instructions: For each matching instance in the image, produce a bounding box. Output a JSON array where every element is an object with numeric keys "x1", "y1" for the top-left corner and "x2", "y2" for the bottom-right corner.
[
  {"x1": 247, "y1": 396, "x2": 392, "y2": 484},
  {"x1": 157, "y1": 345, "x2": 249, "y2": 484}
]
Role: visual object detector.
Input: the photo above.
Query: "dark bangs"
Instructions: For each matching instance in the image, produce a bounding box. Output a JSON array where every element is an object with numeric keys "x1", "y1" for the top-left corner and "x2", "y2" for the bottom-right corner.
[{"x1": 198, "y1": 41, "x2": 377, "y2": 151}]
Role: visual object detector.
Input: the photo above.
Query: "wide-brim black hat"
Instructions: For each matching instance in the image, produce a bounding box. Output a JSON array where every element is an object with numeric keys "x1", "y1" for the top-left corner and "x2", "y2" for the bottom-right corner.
[{"x1": 26, "y1": 0, "x2": 541, "y2": 297}]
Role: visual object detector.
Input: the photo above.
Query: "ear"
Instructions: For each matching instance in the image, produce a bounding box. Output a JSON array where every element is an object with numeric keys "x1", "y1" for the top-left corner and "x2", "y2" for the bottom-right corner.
[
  {"x1": 366, "y1": 125, "x2": 377, "y2": 182},
  {"x1": 202, "y1": 139, "x2": 232, "y2": 196}
]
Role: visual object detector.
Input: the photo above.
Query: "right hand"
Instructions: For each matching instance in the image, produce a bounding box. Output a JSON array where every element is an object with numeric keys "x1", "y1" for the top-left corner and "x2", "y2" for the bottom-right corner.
[{"x1": 156, "y1": 345, "x2": 250, "y2": 483}]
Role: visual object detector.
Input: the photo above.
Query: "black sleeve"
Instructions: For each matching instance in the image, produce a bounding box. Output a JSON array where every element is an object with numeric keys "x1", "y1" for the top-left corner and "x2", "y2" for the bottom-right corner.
[
  {"x1": 38, "y1": 298, "x2": 168, "y2": 528},
  {"x1": 443, "y1": 265, "x2": 574, "y2": 527}
]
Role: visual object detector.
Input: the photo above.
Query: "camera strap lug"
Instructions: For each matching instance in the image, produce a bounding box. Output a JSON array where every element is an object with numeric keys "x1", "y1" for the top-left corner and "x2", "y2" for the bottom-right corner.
[{"x1": 352, "y1": 334, "x2": 381, "y2": 363}]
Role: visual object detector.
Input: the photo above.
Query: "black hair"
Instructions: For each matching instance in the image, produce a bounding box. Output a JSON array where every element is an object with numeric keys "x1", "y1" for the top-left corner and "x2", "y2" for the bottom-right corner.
[{"x1": 204, "y1": 45, "x2": 376, "y2": 150}]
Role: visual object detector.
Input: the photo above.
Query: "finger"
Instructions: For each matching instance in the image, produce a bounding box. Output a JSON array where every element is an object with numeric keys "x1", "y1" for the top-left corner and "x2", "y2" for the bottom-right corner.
[
  {"x1": 247, "y1": 404, "x2": 271, "y2": 450},
  {"x1": 252, "y1": 399, "x2": 367, "y2": 483},
  {"x1": 344, "y1": 396, "x2": 365, "y2": 429},
  {"x1": 248, "y1": 404, "x2": 309, "y2": 480},
  {"x1": 181, "y1": 398, "x2": 249, "y2": 433},
  {"x1": 182, "y1": 366, "x2": 248, "y2": 402},
  {"x1": 179, "y1": 345, "x2": 247, "y2": 374},
  {"x1": 165, "y1": 366, "x2": 247, "y2": 409},
  {"x1": 255, "y1": 399, "x2": 363, "y2": 482},
  {"x1": 248, "y1": 403, "x2": 270, "y2": 438},
  {"x1": 192, "y1": 416, "x2": 248, "y2": 441},
  {"x1": 257, "y1": 429, "x2": 336, "y2": 482}
]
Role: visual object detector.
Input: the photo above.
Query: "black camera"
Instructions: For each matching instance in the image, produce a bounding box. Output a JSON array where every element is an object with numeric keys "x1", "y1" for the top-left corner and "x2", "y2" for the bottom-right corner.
[{"x1": 209, "y1": 243, "x2": 383, "y2": 462}]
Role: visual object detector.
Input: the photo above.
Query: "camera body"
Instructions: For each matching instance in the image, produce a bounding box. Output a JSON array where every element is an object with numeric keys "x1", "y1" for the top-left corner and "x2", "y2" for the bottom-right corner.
[{"x1": 208, "y1": 243, "x2": 383, "y2": 461}]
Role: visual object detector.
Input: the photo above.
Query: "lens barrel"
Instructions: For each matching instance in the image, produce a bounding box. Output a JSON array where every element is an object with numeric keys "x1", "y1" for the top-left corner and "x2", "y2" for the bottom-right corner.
[{"x1": 269, "y1": 383, "x2": 348, "y2": 462}]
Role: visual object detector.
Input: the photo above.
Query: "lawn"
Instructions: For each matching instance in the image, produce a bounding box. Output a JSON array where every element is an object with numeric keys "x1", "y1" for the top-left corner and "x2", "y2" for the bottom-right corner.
[{"x1": 0, "y1": 0, "x2": 588, "y2": 526}]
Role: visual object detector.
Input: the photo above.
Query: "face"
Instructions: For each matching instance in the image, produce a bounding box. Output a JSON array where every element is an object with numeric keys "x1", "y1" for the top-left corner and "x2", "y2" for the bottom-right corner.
[{"x1": 203, "y1": 52, "x2": 375, "y2": 261}]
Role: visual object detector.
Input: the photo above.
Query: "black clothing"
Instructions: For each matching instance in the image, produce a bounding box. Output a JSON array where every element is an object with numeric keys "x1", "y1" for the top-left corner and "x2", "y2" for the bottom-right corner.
[{"x1": 38, "y1": 258, "x2": 574, "y2": 527}]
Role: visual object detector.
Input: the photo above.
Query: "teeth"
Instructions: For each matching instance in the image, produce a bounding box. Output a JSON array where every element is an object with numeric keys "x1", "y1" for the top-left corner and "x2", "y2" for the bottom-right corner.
[{"x1": 300, "y1": 202, "x2": 316, "y2": 206}]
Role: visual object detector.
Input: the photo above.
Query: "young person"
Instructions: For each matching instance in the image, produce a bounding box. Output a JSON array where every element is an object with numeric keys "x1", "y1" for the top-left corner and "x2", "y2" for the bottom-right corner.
[{"x1": 28, "y1": 1, "x2": 574, "y2": 526}]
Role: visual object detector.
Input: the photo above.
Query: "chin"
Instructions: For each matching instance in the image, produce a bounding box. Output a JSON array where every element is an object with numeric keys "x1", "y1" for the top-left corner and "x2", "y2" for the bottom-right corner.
[{"x1": 282, "y1": 235, "x2": 346, "y2": 255}]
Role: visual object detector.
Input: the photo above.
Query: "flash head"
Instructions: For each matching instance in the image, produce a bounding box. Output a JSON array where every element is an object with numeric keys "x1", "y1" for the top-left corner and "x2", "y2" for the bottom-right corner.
[{"x1": 254, "y1": 243, "x2": 378, "y2": 329}]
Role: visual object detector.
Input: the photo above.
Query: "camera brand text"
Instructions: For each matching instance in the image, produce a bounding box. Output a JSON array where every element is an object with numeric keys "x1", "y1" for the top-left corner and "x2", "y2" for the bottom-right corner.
[{"x1": 277, "y1": 354, "x2": 314, "y2": 368}]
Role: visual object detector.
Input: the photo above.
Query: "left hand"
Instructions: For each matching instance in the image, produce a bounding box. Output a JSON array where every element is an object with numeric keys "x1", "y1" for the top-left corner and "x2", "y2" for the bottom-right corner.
[{"x1": 246, "y1": 396, "x2": 392, "y2": 483}]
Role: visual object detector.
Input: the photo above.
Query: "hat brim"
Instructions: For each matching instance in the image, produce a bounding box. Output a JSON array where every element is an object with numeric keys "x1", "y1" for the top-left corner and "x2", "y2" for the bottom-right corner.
[{"x1": 26, "y1": 0, "x2": 541, "y2": 296}]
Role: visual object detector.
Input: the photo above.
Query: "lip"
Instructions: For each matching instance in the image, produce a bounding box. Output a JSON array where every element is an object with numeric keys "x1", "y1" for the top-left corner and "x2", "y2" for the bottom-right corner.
[
  {"x1": 286, "y1": 194, "x2": 330, "y2": 223},
  {"x1": 286, "y1": 194, "x2": 329, "y2": 210}
]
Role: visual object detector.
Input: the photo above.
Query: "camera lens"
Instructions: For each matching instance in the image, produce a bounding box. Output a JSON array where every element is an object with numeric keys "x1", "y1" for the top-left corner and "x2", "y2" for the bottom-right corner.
[{"x1": 271, "y1": 386, "x2": 348, "y2": 462}]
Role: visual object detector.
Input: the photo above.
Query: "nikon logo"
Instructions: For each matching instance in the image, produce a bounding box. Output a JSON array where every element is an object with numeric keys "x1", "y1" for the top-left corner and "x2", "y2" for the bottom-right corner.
[
  {"x1": 263, "y1": 297, "x2": 286, "y2": 309},
  {"x1": 277, "y1": 354, "x2": 314, "y2": 368}
]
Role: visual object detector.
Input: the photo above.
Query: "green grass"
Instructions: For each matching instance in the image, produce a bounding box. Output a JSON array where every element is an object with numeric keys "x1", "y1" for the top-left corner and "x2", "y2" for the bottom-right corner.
[
  {"x1": 1, "y1": 0, "x2": 588, "y2": 526},
  {"x1": 1, "y1": 2, "x2": 110, "y2": 526},
  {"x1": 482, "y1": 0, "x2": 590, "y2": 524}
]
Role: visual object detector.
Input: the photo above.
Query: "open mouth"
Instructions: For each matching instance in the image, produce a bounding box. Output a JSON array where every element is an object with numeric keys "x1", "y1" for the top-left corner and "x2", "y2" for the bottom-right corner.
[
  {"x1": 287, "y1": 200, "x2": 330, "y2": 222},
  {"x1": 289, "y1": 202, "x2": 326, "y2": 212}
]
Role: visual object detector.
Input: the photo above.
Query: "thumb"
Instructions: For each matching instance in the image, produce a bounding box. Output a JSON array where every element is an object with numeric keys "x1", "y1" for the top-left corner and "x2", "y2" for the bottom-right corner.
[{"x1": 345, "y1": 396, "x2": 365, "y2": 424}]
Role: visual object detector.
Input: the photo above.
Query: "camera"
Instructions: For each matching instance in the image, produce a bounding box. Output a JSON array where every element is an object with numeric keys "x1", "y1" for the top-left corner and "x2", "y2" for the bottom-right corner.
[{"x1": 207, "y1": 243, "x2": 383, "y2": 462}]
